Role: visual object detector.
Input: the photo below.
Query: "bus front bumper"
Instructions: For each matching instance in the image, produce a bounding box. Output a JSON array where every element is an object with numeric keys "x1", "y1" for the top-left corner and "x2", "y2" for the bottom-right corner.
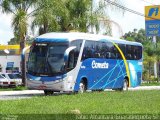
[{"x1": 27, "y1": 79, "x2": 75, "y2": 92}]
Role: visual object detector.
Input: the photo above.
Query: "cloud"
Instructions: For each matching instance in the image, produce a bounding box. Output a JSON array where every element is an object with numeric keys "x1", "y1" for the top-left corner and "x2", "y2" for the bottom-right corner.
[
  {"x1": 1, "y1": 0, "x2": 160, "y2": 44},
  {"x1": 111, "y1": 0, "x2": 160, "y2": 38},
  {"x1": 0, "y1": 13, "x2": 14, "y2": 45}
]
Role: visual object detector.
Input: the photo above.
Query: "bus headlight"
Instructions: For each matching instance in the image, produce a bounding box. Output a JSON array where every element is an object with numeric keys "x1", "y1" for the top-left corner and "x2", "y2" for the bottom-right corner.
[
  {"x1": 67, "y1": 76, "x2": 73, "y2": 83},
  {"x1": 28, "y1": 78, "x2": 33, "y2": 81}
]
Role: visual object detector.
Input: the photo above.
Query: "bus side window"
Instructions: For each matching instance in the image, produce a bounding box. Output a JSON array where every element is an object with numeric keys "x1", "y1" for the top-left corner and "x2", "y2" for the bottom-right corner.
[
  {"x1": 126, "y1": 45, "x2": 142, "y2": 60},
  {"x1": 95, "y1": 42, "x2": 100, "y2": 58},
  {"x1": 70, "y1": 40, "x2": 83, "y2": 64},
  {"x1": 106, "y1": 52, "x2": 111, "y2": 59},
  {"x1": 116, "y1": 53, "x2": 121, "y2": 59},
  {"x1": 67, "y1": 51, "x2": 75, "y2": 71},
  {"x1": 110, "y1": 46, "x2": 116, "y2": 59},
  {"x1": 134, "y1": 46, "x2": 142, "y2": 60},
  {"x1": 95, "y1": 53, "x2": 100, "y2": 58},
  {"x1": 82, "y1": 41, "x2": 95, "y2": 60},
  {"x1": 126, "y1": 45, "x2": 132, "y2": 60},
  {"x1": 127, "y1": 54, "x2": 132, "y2": 59},
  {"x1": 118, "y1": 44, "x2": 125, "y2": 59},
  {"x1": 82, "y1": 47, "x2": 92, "y2": 59}
]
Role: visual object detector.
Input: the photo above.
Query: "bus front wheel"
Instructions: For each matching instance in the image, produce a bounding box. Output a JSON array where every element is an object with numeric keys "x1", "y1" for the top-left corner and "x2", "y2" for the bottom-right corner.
[{"x1": 78, "y1": 80, "x2": 87, "y2": 93}]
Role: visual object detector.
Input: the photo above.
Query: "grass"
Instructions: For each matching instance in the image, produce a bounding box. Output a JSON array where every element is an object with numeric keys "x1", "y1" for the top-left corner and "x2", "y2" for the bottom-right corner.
[
  {"x1": 0, "y1": 86, "x2": 27, "y2": 91},
  {"x1": 0, "y1": 90, "x2": 160, "y2": 119},
  {"x1": 141, "y1": 82, "x2": 160, "y2": 86},
  {"x1": 0, "y1": 90, "x2": 160, "y2": 117}
]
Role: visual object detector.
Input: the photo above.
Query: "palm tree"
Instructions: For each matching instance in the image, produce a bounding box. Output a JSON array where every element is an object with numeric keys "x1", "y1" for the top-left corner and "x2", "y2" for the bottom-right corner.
[
  {"x1": 32, "y1": 0, "x2": 125, "y2": 35},
  {"x1": 1, "y1": 0, "x2": 35, "y2": 47},
  {"x1": 1, "y1": 0, "x2": 125, "y2": 85},
  {"x1": 1, "y1": 0, "x2": 36, "y2": 85},
  {"x1": 31, "y1": 0, "x2": 69, "y2": 35},
  {"x1": 64, "y1": 0, "x2": 117, "y2": 34}
]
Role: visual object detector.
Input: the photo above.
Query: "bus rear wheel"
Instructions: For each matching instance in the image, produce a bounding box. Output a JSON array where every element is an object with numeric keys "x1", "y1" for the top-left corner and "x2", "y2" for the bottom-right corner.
[
  {"x1": 44, "y1": 90, "x2": 53, "y2": 95},
  {"x1": 121, "y1": 79, "x2": 128, "y2": 91}
]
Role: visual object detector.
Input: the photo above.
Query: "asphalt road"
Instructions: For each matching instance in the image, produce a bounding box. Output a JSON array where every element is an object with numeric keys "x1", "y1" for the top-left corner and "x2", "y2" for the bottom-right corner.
[
  {"x1": 0, "y1": 90, "x2": 43, "y2": 100},
  {"x1": 0, "y1": 86, "x2": 160, "y2": 100}
]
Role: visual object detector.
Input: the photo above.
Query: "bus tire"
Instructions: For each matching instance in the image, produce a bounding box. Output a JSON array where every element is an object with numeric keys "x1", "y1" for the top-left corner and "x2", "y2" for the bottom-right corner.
[
  {"x1": 121, "y1": 79, "x2": 128, "y2": 91},
  {"x1": 78, "y1": 79, "x2": 87, "y2": 93},
  {"x1": 44, "y1": 90, "x2": 53, "y2": 95}
]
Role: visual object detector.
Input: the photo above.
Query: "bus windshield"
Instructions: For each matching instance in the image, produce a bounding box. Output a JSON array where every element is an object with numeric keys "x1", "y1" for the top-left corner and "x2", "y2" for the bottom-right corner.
[{"x1": 27, "y1": 43, "x2": 68, "y2": 76}]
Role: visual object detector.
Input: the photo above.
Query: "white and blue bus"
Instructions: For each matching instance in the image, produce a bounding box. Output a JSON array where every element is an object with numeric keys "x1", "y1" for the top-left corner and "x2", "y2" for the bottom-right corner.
[{"x1": 27, "y1": 32, "x2": 143, "y2": 95}]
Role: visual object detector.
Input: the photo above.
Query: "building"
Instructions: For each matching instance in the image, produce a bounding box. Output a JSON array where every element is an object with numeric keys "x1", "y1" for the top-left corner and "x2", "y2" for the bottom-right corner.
[{"x1": 0, "y1": 45, "x2": 21, "y2": 73}]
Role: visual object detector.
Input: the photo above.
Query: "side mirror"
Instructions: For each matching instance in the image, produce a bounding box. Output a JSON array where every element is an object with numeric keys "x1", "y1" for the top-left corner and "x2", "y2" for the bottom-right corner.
[
  {"x1": 64, "y1": 46, "x2": 76, "y2": 63},
  {"x1": 64, "y1": 46, "x2": 76, "y2": 71}
]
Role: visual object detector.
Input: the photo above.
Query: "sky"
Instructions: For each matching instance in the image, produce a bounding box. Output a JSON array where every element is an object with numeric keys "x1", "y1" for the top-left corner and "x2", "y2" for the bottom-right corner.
[
  {"x1": 0, "y1": 0, "x2": 160, "y2": 45},
  {"x1": 110, "y1": 0, "x2": 160, "y2": 37}
]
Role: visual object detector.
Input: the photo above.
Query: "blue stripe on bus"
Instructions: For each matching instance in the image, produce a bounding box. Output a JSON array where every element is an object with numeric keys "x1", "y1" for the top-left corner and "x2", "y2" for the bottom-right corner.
[
  {"x1": 90, "y1": 60, "x2": 124, "y2": 89},
  {"x1": 35, "y1": 38, "x2": 68, "y2": 43},
  {"x1": 73, "y1": 59, "x2": 142, "y2": 91},
  {"x1": 101, "y1": 60, "x2": 125, "y2": 89},
  {"x1": 73, "y1": 59, "x2": 126, "y2": 91},
  {"x1": 111, "y1": 60, "x2": 125, "y2": 88}
]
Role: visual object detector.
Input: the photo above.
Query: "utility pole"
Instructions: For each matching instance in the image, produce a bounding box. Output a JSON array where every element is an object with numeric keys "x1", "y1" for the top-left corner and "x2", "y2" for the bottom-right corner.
[
  {"x1": 91, "y1": 0, "x2": 94, "y2": 34},
  {"x1": 153, "y1": 36, "x2": 157, "y2": 78}
]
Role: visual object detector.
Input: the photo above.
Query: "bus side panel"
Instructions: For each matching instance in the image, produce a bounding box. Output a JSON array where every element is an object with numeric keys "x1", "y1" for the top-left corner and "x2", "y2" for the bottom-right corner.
[
  {"x1": 74, "y1": 59, "x2": 126, "y2": 91},
  {"x1": 128, "y1": 60, "x2": 143, "y2": 87}
]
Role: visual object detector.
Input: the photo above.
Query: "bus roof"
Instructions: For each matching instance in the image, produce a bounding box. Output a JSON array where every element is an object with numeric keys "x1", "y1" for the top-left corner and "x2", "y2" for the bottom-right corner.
[{"x1": 36, "y1": 32, "x2": 142, "y2": 46}]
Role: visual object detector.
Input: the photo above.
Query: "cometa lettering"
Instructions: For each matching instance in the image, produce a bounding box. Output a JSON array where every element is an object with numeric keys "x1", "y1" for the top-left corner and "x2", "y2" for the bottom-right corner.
[{"x1": 92, "y1": 60, "x2": 109, "y2": 69}]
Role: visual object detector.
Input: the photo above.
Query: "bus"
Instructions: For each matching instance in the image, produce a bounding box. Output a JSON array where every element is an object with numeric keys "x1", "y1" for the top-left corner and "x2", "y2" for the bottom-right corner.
[{"x1": 26, "y1": 32, "x2": 143, "y2": 95}]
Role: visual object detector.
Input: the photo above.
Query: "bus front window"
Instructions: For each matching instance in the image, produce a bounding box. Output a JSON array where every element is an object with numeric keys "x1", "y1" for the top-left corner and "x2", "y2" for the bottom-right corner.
[
  {"x1": 47, "y1": 45, "x2": 67, "y2": 74},
  {"x1": 27, "y1": 43, "x2": 68, "y2": 76}
]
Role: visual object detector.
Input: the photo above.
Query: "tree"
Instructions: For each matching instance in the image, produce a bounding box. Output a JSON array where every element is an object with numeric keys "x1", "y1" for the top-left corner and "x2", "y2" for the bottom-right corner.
[
  {"x1": 1, "y1": 0, "x2": 36, "y2": 85},
  {"x1": 1, "y1": 0, "x2": 125, "y2": 85},
  {"x1": 8, "y1": 33, "x2": 34, "y2": 45},
  {"x1": 8, "y1": 31, "x2": 22, "y2": 45},
  {"x1": 31, "y1": 0, "x2": 125, "y2": 35},
  {"x1": 123, "y1": 28, "x2": 152, "y2": 44},
  {"x1": 8, "y1": 38, "x2": 18, "y2": 45},
  {"x1": 63, "y1": 0, "x2": 125, "y2": 35},
  {"x1": 31, "y1": 0, "x2": 68, "y2": 35}
]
